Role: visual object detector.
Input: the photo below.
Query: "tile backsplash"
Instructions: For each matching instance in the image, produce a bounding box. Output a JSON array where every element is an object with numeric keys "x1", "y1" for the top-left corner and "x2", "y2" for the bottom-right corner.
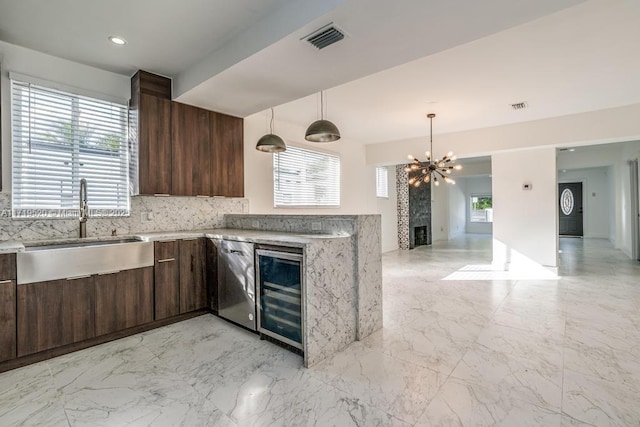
[{"x1": 0, "y1": 193, "x2": 248, "y2": 241}]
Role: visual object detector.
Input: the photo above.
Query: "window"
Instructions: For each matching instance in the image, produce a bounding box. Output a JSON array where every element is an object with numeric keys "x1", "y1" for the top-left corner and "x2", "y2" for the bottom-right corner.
[
  {"x1": 470, "y1": 195, "x2": 493, "y2": 223},
  {"x1": 376, "y1": 166, "x2": 389, "y2": 198},
  {"x1": 11, "y1": 79, "x2": 129, "y2": 218},
  {"x1": 273, "y1": 145, "x2": 340, "y2": 207}
]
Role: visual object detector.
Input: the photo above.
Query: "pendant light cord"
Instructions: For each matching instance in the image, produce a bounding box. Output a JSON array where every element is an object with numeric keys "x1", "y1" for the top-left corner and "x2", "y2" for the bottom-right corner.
[
  {"x1": 429, "y1": 114, "x2": 433, "y2": 165},
  {"x1": 270, "y1": 107, "x2": 275, "y2": 133}
]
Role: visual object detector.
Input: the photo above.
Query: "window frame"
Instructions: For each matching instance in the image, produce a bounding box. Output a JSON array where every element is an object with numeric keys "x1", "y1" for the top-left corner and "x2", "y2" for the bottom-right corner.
[
  {"x1": 273, "y1": 144, "x2": 341, "y2": 209},
  {"x1": 469, "y1": 194, "x2": 493, "y2": 223},
  {"x1": 10, "y1": 75, "x2": 130, "y2": 219},
  {"x1": 375, "y1": 166, "x2": 389, "y2": 199}
]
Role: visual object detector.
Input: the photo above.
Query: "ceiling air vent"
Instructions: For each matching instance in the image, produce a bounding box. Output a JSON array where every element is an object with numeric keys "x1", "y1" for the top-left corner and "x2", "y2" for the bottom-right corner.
[
  {"x1": 303, "y1": 23, "x2": 346, "y2": 50},
  {"x1": 510, "y1": 101, "x2": 528, "y2": 110}
]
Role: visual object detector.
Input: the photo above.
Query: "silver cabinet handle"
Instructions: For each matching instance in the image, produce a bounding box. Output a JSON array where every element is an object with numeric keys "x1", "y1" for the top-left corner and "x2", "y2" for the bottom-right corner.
[
  {"x1": 67, "y1": 274, "x2": 93, "y2": 280},
  {"x1": 0, "y1": 279, "x2": 13, "y2": 284},
  {"x1": 96, "y1": 271, "x2": 120, "y2": 276},
  {"x1": 157, "y1": 258, "x2": 175, "y2": 263}
]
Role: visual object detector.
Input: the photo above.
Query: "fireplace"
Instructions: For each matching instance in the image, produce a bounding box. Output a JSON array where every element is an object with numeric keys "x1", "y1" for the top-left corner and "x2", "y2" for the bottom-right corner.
[
  {"x1": 396, "y1": 164, "x2": 432, "y2": 250},
  {"x1": 414, "y1": 226, "x2": 429, "y2": 247}
]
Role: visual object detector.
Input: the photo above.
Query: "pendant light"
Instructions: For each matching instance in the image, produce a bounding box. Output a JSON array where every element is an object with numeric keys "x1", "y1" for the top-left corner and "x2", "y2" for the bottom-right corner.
[
  {"x1": 256, "y1": 108, "x2": 286, "y2": 153},
  {"x1": 405, "y1": 113, "x2": 461, "y2": 187},
  {"x1": 305, "y1": 91, "x2": 341, "y2": 142}
]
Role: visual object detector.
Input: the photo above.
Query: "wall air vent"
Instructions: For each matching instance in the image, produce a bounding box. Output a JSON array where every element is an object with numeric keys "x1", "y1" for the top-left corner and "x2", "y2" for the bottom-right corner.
[
  {"x1": 303, "y1": 23, "x2": 346, "y2": 50},
  {"x1": 510, "y1": 101, "x2": 528, "y2": 110}
]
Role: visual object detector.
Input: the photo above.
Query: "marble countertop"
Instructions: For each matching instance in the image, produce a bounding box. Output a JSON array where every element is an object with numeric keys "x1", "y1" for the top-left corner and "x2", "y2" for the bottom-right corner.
[{"x1": 0, "y1": 229, "x2": 349, "y2": 254}]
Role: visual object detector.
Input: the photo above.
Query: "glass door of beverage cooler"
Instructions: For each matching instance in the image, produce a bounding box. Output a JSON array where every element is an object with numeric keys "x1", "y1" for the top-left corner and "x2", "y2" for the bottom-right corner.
[{"x1": 256, "y1": 249, "x2": 303, "y2": 349}]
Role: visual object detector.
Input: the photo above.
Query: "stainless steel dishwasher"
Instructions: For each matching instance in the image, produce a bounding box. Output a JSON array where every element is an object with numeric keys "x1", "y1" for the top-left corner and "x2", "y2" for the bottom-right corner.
[{"x1": 213, "y1": 239, "x2": 256, "y2": 330}]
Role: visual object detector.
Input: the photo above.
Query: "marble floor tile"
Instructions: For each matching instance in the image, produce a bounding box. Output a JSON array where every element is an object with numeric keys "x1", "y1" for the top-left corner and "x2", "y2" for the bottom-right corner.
[
  {"x1": 361, "y1": 320, "x2": 479, "y2": 375},
  {"x1": 0, "y1": 362, "x2": 68, "y2": 427},
  {"x1": 562, "y1": 369, "x2": 640, "y2": 426},
  {"x1": 417, "y1": 377, "x2": 563, "y2": 427},
  {"x1": 491, "y1": 302, "x2": 566, "y2": 339},
  {"x1": 320, "y1": 343, "x2": 444, "y2": 425},
  {"x1": 450, "y1": 342, "x2": 563, "y2": 411},
  {"x1": 236, "y1": 370, "x2": 410, "y2": 427}
]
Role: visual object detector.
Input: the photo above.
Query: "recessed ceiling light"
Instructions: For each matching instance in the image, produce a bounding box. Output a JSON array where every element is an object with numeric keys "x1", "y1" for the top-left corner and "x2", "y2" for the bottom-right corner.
[{"x1": 108, "y1": 36, "x2": 127, "y2": 46}]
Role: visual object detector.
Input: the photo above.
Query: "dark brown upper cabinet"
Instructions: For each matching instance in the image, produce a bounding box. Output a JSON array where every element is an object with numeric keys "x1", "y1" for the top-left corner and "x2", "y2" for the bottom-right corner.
[
  {"x1": 171, "y1": 102, "x2": 212, "y2": 197},
  {"x1": 212, "y1": 112, "x2": 244, "y2": 197},
  {"x1": 129, "y1": 70, "x2": 244, "y2": 197},
  {"x1": 130, "y1": 71, "x2": 172, "y2": 195}
]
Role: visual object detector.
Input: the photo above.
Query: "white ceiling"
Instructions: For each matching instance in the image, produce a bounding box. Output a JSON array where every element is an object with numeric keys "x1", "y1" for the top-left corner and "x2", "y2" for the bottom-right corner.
[
  {"x1": 2, "y1": 0, "x2": 638, "y2": 146},
  {"x1": 271, "y1": 0, "x2": 640, "y2": 144},
  {"x1": 0, "y1": 0, "x2": 295, "y2": 76}
]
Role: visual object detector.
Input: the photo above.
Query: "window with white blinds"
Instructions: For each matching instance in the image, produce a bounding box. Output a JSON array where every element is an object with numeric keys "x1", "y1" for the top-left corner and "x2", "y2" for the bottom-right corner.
[
  {"x1": 11, "y1": 79, "x2": 129, "y2": 218},
  {"x1": 273, "y1": 146, "x2": 340, "y2": 207},
  {"x1": 376, "y1": 166, "x2": 389, "y2": 198}
]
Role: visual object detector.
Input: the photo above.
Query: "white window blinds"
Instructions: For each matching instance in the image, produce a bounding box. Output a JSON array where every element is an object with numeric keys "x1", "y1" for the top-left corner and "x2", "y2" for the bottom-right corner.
[
  {"x1": 273, "y1": 145, "x2": 340, "y2": 207},
  {"x1": 11, "y1": 79, "x2": 129, "y2": 218},
  {"x1": 376, "y1": 166, "x2": 389, "y2": 198}
]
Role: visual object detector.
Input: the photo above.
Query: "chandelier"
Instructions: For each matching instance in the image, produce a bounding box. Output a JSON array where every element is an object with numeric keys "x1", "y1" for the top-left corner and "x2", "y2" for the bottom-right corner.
[{"x1": 406, "y1": 113, "x2": 461, "y2": 187}]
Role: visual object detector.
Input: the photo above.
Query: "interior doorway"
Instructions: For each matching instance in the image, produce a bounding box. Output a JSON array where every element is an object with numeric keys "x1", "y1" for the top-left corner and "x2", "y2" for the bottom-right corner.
[
  {"x1": 631, "y1": 159, "x2": 640, "y2": 260},
  {"x1": 559, "y1": 182, "x2": 584, "y2": 237}
]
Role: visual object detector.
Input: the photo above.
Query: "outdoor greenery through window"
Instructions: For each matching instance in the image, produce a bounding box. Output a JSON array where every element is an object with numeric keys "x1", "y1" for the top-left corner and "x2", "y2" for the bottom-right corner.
[
  {"x1": 376, "y1": 166, "x2": 388, "y2": 198},
  {"x1": 470, "y1": 195, "x2": 493, "y2": 223},
  {"x1": 11, "y1": 79, "x2": 129, "y2": 218},
  {"x1": 273, "y1": 145, "x2": 340, "y2": 207}
]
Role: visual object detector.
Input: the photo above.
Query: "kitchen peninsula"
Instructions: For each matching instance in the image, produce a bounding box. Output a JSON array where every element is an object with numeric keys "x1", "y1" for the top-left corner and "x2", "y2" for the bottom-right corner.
[{"x1": 0, "y1": 213, "x2": 382, "y2": 370}]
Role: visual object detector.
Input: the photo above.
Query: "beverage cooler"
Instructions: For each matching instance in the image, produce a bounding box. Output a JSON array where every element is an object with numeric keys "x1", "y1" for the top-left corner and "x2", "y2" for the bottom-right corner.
[{"x1": 255, "y1": 247, "x2": 303, "y2": 349}]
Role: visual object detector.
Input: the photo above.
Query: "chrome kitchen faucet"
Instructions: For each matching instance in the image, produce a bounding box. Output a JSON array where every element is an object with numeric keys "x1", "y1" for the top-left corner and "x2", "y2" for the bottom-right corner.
[{"x1": 79, "y1": 178, "x2": 88, "y2": 238}]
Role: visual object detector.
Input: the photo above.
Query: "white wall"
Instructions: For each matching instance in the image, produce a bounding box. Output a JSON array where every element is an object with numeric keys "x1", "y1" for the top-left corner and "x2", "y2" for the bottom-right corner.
[
  {"x1": 492, "y1": 147, "x2": 558, "y2": 269},
  {"x1": 243, "y1": 111, "x2": 377, "y2": 215},
  {"x1": 376, "y1": 166, "x2": 398, "y2": 253},
  {"x1": 448, "y1": 178, "x2": 466, "y2": 239},
  {"x1": 619, "y1": 141, "x2": 640, "y2": 257},
  {"x1": 431, "y1": 180, "x2": 449, "y2": 242},
  {"x1": 1, "y1": 41, "x2": 131, "y2": 190},
  {"x1": 367, "y1": 103, "x2": 640, "y2": 166},
  {"x1": 558, "y1": 167, "x2": 611, "y2": 239}
]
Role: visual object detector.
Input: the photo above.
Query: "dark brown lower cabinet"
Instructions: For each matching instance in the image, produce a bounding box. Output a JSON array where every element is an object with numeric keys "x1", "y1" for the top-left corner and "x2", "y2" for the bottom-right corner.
[
  {"x1": 95, "y1": 267, "x2": 154, "y2": 336},
  {"x1": 179, "y1": 238, "x2": 207, "y2": 313},
  {"x1": 17, "y1": 276, "x2": 95, "y2": 357},
  {"x1": 154, "y1": 241, "x2": 180, "y2": 320},
  {"x1": 0, "y1": 279, "x2": 16, "y2": 362},
  {"x1": 205, "y1": 239, "x2": 218, "y2": 314}
]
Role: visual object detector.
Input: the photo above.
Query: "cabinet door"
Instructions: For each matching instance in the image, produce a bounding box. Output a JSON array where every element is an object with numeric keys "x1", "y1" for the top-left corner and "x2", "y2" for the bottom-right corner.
[
  {"x1": 172, "y1": 102, "x2": 212, "y2": 196},
  {"x1": 95, "y1": 267, "x2": 153, "y2": 336},
  {"x1": 212, "y1": 112, "x2": 244, "y2": 197},
  {"x1": 17, "y1": 277, "x2": 95, "y2": 357},
  {"x1": 138, "y1": 93, "x2": 172, "y2": 195},
  {"x1": 179, "y1": 238, "x2": 207, "y2": 313},
  {"x1": 154, "y1": 241, "x2": 180, "y2": 320},
  {"x1": 0, "y1": 279, "x2": 16, "y2": 362}
]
